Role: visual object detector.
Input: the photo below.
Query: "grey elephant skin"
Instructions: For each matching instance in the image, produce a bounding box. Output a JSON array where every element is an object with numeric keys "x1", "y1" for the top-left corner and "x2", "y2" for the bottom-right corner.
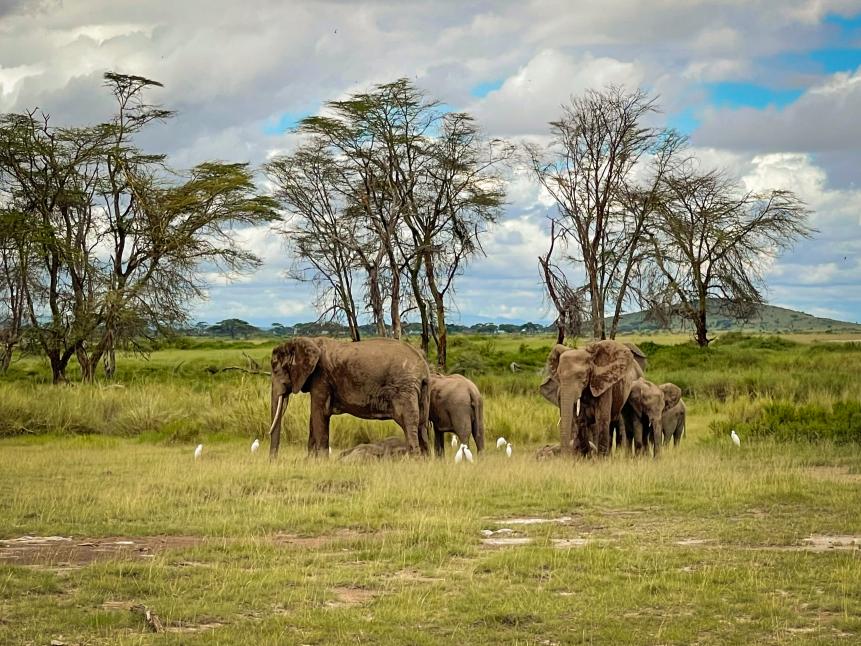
[
  {"x1": 268, "y1": 337, "x2": 431, "y2": 458},
  {"x1": 428, "y1": 373, "x2": 485, "y2": 457},
  {"x1": 658, "y1": 383, "x2": 685, "y2": 447},
  {"x1": 540, "y1": 340, "x2": 643, "y2": 456},
  {"x1": 621, "y1": 378, "x2": 665, "y2": 457},
  {"x1": 338, "y1": 436, "x2": 410, "y2": 462}
]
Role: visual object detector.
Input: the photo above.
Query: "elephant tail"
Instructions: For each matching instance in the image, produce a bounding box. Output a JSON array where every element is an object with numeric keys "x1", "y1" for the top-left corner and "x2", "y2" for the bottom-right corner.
[{"x1": 471, "y1": 389, "x2": 485, "y2": 452}]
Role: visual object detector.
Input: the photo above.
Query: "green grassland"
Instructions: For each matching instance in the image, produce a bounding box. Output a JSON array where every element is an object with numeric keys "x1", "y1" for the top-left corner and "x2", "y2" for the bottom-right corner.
[{"x1": 1, "y1": 333, "x2": 860, "y2": 644}]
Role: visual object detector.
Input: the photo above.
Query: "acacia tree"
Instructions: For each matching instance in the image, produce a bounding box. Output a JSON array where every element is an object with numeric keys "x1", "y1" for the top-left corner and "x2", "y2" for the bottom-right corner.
[
  {"x1": 0, "y1": 208, "x2": 30, "y2": 371},
  {"x1": 528, "y1": 86, "x2": 682, "y2": 340},
  {"x1": 401, "y1": 110, "x2": 508, "y2": 367},
  {"x1": 0, "y1": 73, "x2": 278, "y2": 383},
  {"x1": 279, "y1": 79, "x2": 508, "y2": 366},
  {"x1": 267, "y1": 145, "x2": 363, "y2": 341},
  {"x1": 295, "y1": 80, "x2": 430, "y2": 340},
  {"x1": 642, "y1": 167, "x2": 811, "y2": 346},
  {"x1": 537, "y1": 220, "x2": 587, "y2": 344}
]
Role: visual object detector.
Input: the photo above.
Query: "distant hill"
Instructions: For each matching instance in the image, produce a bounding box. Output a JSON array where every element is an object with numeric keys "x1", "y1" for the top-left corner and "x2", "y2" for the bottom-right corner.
[
  {"x1": 609, "y1": 300, "x2": 861, "y2": 335},
  {"x1": 190, "y1": 301, "x2": 861, "y2": 339}
]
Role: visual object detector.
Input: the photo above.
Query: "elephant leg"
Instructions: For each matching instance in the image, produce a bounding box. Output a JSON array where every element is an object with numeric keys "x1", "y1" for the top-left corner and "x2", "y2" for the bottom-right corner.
[
  {"x1": 594, "y1": 396, "x2": 613, "y2": 457},
  {"x1": 393, "y1": 398, "x2": 423, "y2": 456},
  {"x1": 433, "y1": 425, "x2": 445, "y2": 458},
  {"x1": 631, "y1": 417, "x2": 645, "y2": 455},
  {"x1": 674, "y1": 419, "x2": 684, "y2": 446},
  {"x1": 308, "y1": 406, "x2": 330, "y2": 456}
]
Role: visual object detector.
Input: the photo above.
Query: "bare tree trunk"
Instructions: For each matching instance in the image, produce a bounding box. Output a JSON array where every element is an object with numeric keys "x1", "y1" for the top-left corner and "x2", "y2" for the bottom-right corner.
[
  {"x1": 0, "y1": 345, "x2": 13, "y2": 373},
  {"x1": 49, "y1": 352, "x2": 68, "y2": 384},
  {"x1": 422, "y1": 251, "x2": 448, "y2": 370},
  {"x1": 408, "y1": 258, "x2": 430, "y2": 357},
  {"x1": 366, "y1": 266, "x2": 386, "y2": 337},
  {"x1": 694, "y1": 302, "x2": 710, "y2": 347},
  {"x1": 389, "y1": 265, "x2": 402, "y2": 340}
]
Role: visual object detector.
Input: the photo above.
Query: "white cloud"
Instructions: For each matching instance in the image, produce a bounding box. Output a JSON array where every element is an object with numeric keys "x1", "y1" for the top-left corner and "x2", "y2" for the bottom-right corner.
[{"x1": 469, "y1": 49, "x2": 645, "y2": 135}]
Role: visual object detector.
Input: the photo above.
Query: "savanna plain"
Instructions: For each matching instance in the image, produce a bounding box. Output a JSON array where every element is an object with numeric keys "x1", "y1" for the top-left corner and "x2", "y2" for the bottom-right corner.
[{"x1": 1, "y1": 333, "x2": 860, "y2": 645}]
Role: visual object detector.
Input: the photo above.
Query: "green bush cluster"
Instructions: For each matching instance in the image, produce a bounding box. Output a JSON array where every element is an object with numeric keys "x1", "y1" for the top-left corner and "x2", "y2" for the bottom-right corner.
[{"x1": 712, "y1": 401, "x2": 861, "y2": 444}]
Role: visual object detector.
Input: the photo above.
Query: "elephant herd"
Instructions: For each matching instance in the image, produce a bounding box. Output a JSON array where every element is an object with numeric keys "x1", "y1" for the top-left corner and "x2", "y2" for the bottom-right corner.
[{"x1": 267, "y1": 336, "x2": 684, "y2": 460}]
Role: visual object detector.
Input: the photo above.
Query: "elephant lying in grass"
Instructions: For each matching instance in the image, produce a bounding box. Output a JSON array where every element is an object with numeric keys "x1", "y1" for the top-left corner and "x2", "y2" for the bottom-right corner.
[
  {"x1": 338, "y1": 436, "x2": 409, "y2": 462},
  {"x1": 429, "y1": 373, "x2": 485, "y2": 457}
]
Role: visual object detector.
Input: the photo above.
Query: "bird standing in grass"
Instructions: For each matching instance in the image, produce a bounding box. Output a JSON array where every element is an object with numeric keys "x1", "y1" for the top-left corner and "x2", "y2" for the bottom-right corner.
[
  {"x1": 496, "y1": 437, "x2": 507, "y2": 449},
  {"x1": 505, "y1": 442, "x2": 512, "y2": 458},
  {"x1": 462, "y1": 443, "x2": 474, "y2": 463},
  {"x1": 194, "y1": 444, "x2": 203, "y2": 460},
  {"x1": 731, "y1": 430, "x2": 740, "y2": 447},
  {"x1": 451, "y1": 435, "x2": 459, "y2": 448},
  {"x1": 454, "y1": 444, "x2": 464, "y2": 464},
  {"x1": 251, "y1": 439, "x2": 260, "y2": 454}
]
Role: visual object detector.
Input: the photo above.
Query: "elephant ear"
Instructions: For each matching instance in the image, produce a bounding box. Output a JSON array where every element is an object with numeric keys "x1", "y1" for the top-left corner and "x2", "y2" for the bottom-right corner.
[
  {"x1": 623, "y1": 342, "x2": 648, "y2": 371},
  {"x1": 660, "y1": 383, "x2": 683, "y2": 411},
  {"x1": 588, "y1": 341, "x2": 632, "y2": 398},
  {"x1": 287, "y1": 338, "x2": 321, "y2": 394},
  {"x1": 539, "y1": 344, "x2": 568, "y2": 406}
]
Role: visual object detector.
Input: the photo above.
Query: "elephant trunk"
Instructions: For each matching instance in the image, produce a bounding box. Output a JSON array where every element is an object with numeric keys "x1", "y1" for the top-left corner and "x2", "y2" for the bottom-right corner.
[
  {"x1": 471, "y1": 392, "x2": 485, "y2": 452},
  {"x1": 268, "y1": 381, "x2": 289, "y2": 459},
  {"x1": 559, "y1": 389, "x2": 581, "y2": 457},
  {"x1": 651, "y1": 417, "x2": 663, "y2": 459}
]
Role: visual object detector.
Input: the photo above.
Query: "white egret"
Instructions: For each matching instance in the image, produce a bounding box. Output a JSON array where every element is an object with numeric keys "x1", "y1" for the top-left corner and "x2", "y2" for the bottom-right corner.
[
  {"x1": 451, "y1": 435, "x2": 459, "y2": 448},
  {"x1": 496, "y1": 437, "x2": 507, "y2": 449},
  {"x1": 505, "y1": 442, "x2": 512, "y2": 458},
  {"x1": 454, "y1": 444, "x2": 464, "y2": 464},
  {"x1": 462, "y1": 444, "x2": 474, "y2": 463},
  {"x1": 194, "y1": 444, "x2": 203, "y2": 460},
  {"x1": 251, "y1": 439, "x2": 260, "y2": 453},
  {"x1": 731, "y1": 430, "x2": 741, "y2": 447}
]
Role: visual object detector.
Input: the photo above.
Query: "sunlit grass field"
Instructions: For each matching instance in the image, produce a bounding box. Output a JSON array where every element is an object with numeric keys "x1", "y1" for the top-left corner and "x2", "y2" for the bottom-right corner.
[{"x1": 1, "y1": 332, "x2": 860, "y2": 644}]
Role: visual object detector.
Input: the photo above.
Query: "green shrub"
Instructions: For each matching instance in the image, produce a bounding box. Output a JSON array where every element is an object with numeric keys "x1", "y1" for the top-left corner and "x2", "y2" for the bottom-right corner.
[{"x1": 711, "y1": 400, "x2": 861, "y2": 444}]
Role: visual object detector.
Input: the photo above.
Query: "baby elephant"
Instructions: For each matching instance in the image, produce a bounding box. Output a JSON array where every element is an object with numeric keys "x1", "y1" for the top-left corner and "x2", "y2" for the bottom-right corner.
[
  {"x1": 658, "y1": 383, "x2": 686, "y2": 447},
  {"x1": 429, "y1": 373, "x2": 485, "y2": 457}
]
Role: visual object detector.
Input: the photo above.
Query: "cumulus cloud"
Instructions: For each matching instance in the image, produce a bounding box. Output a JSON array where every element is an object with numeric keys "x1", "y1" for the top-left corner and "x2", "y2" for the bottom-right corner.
[{"x1": 694, "y1": 68, "x2": 861, "y2": 161}]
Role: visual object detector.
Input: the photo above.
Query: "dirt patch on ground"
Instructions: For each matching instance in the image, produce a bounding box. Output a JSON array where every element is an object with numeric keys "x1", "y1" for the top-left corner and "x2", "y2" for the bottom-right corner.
[
  {"x1": 494, "y1": 516, "x2": 574, "y2": 525},
  {"x1": 0, "y1": 535, "x2": 203, "y2": 567},
  {"x1": 800, "y1": 535, "x2": 861, "y2": 552},
  {"x1": 326, "y1": 586, "x2": 378, "y2": 608},
  {"x1": 272, "y1": 528, "x2": 373, "y2": 549}
]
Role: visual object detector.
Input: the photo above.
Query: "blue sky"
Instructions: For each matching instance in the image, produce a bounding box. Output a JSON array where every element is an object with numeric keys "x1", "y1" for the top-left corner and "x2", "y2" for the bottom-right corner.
[{"x1": 3, "y1": 0, "x2": 861, "y2": 327}]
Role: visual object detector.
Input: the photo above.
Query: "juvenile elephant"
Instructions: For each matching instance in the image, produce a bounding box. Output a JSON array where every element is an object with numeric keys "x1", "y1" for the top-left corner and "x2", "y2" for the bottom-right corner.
[
  {"x1": 268, "y1": 337, "x2": 430, "y2": 458},
  {"x1": 659, "y1": 383, "x2": 685, "y2": 447},
  {"x1": 621, "y1": 378, "x2": 665, "y2": 458},
  {"x1": 429, "y1": 373, "x2": 485, "y2": 457},
  {"x1": 540, "y1": 340, "x2": 643, "y2": 457}
]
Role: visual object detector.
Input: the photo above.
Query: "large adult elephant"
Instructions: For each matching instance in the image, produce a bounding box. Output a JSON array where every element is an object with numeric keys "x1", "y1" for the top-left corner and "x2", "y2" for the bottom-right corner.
[
  {"x1": 621, "y1": 378, "x2": 665, "y2": 458},
  {"x1": 428, "y1": 373, "x2": 485, "y2": 457},
  {"x1": 540, "y1": 340, "x2": 643, "y2": 457},
  {"x1": 658, "y1": 383, "x2": 685, "y2": 447},
  {"x1": 268, "y1": 337, "x2": 430, "y2": 458}
]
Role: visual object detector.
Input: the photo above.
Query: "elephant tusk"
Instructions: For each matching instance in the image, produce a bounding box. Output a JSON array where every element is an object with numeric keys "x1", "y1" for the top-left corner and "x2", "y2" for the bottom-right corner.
[
  {"x1": 588, "y1": 440, "x2": 598, "y2": 453},
  {"x1": 576, "y1": 399, "x2": 581, "y2": 416},
  {"x1": 268, "y1": 395, "x2": 284, "y2": 436}
]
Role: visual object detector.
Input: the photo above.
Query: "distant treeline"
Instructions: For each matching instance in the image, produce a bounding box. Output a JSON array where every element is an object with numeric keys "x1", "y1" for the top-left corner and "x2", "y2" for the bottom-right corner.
[{"x1": 188, "y1": 319, "x2": 551, "y2": 339}]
